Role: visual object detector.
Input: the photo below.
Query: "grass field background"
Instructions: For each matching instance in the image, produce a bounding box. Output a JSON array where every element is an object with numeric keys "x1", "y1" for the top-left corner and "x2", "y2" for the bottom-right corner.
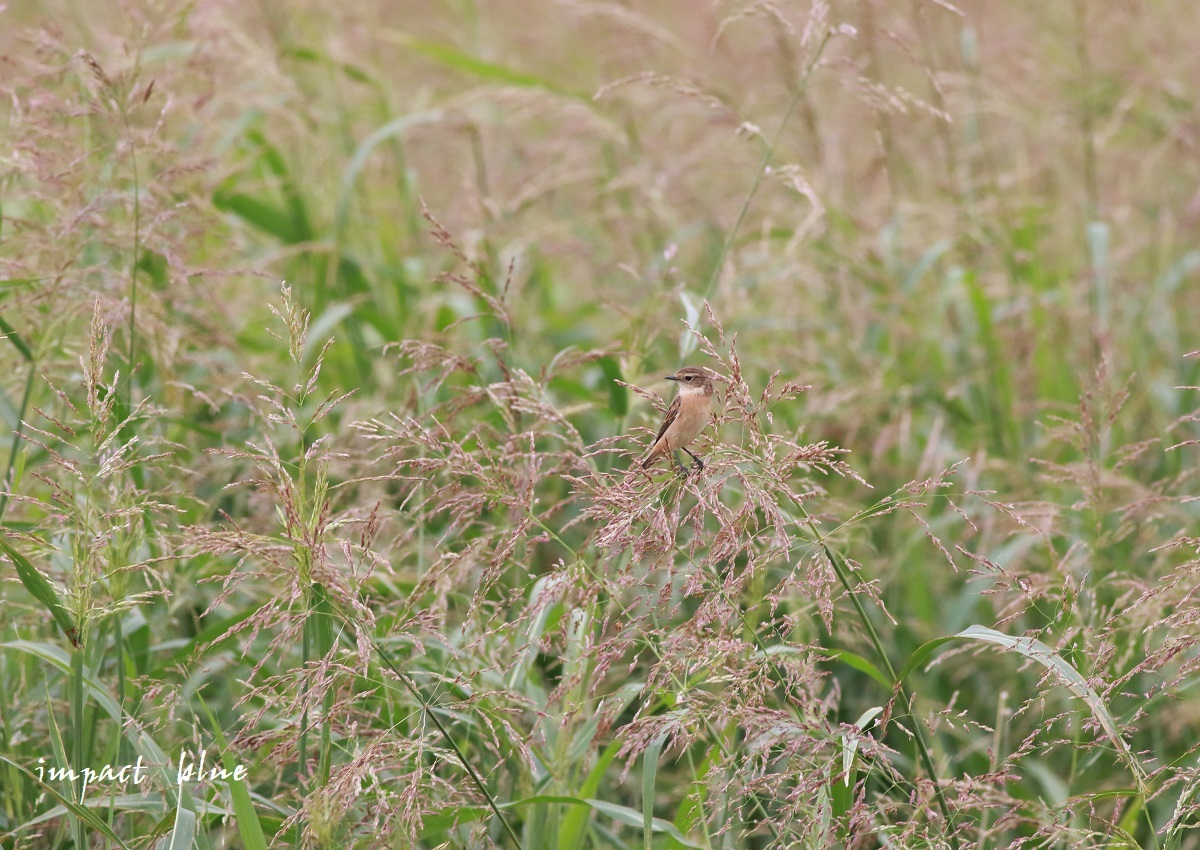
[{"x1": 2, "y1": 0, "x2": 1200, "y2": 847}]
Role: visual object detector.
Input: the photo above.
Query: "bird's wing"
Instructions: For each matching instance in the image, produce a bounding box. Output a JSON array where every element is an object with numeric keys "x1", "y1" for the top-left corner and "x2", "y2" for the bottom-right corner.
[{"x1": 652, "y1": 394, "x2": 681, "y2": 446}]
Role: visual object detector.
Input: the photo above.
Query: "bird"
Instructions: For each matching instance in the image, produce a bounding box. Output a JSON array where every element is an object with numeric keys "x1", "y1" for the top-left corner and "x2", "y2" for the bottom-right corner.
[{"x1": 639, "y1": 366, "x2": 715, "y2": 475}]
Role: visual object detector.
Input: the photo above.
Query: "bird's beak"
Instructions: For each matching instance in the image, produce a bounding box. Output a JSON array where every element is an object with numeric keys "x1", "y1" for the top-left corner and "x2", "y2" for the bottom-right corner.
[{"x1": 664, "y1": 375, "x2": 679, "y2": 381}]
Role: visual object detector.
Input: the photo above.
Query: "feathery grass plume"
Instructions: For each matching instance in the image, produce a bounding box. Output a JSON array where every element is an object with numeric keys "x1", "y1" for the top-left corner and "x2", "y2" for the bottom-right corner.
[
  {"x1": 3, "y1": 0, "x2": 1200, "y2": 846},
  {"x1": 184, "y1": 285, "x2": 391, "y2": 842},
  {"x1": 0, "y1": 299, "x2": 178, "y2": 840},
  {"x1": 12, "y1": 302, "x2": 177, "y2": 639}
]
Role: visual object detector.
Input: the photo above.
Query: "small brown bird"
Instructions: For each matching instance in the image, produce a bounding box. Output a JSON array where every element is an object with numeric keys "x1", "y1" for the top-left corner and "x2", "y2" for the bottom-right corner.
[{"x1": 640, "y1": 366, "x2": 715, "y2": 475}]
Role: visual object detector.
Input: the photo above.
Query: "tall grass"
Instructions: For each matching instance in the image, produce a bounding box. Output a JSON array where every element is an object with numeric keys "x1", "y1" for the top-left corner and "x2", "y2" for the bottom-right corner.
[{"x1": 2, "y1": 0, "x2": 1200, "y2": 847}]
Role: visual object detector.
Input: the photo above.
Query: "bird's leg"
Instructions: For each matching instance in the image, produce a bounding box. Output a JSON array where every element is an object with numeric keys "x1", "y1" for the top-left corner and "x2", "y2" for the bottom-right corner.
[
  {"x1": 682, "y1": 447, "x2": 704, "y2": 473},
  {"x1": 672, "y1": 450, "x2": 688, "y2": 477}
]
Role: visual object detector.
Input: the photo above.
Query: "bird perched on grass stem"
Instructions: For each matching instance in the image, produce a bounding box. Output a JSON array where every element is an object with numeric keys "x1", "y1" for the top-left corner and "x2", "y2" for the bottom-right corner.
[{"x1": 640, "y1": 366, "x2": 715, "y2": 475}]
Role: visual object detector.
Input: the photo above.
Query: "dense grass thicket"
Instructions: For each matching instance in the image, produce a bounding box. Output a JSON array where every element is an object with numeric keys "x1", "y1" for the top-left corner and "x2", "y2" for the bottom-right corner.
[{"x1": 2, "y1": 1, "x2": 1200, "y2": 847}]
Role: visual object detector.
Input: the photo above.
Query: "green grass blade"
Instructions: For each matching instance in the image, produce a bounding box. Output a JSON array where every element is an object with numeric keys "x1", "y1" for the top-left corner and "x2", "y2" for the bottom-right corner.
[
  {"x1": 598, "y1": 356, "x2": 628, "y2": 417},
  {"x1": 382, "y1": 31, "x2": 573, "y2": 94},
  {"x1": 955, "y1": 625, "x2": 1146, "y2": 787},
  {"x1": 896, "y1": 635, "x2": 958, "y2": 683},
  {"x1": 335, "y1": 111, "x2": 446, "y2": 235},
  {"x1": 559, "y1": 737, "x2": 622, "y2": 849},
  {"x1": 0, "y1": 312, "x2": 33, "y2": 361},
  {"x1": 0, "y1": 755, "x2": 133, "y2": 848},
  {"x1": 585, "y1": 798, "x2": 702, "y2": 847},
  {"x1": 0, "y1": 535, "x2": 79, "y2": 647},
  {"x1": 212, "y1": 188, "x2": 305, "y2": 244},
  {"x1": 642, "y1": 732, "x2": 666, "y2": 850},
  {"x1": 818, "y1": 647, "x2": 891, "y2": 689},
  {"x1": 197, "y1": 693, "x2": 267, "y2": 850},
  {"x1": 164, "y1": 804, "x2": 197, "y2": 850}
]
